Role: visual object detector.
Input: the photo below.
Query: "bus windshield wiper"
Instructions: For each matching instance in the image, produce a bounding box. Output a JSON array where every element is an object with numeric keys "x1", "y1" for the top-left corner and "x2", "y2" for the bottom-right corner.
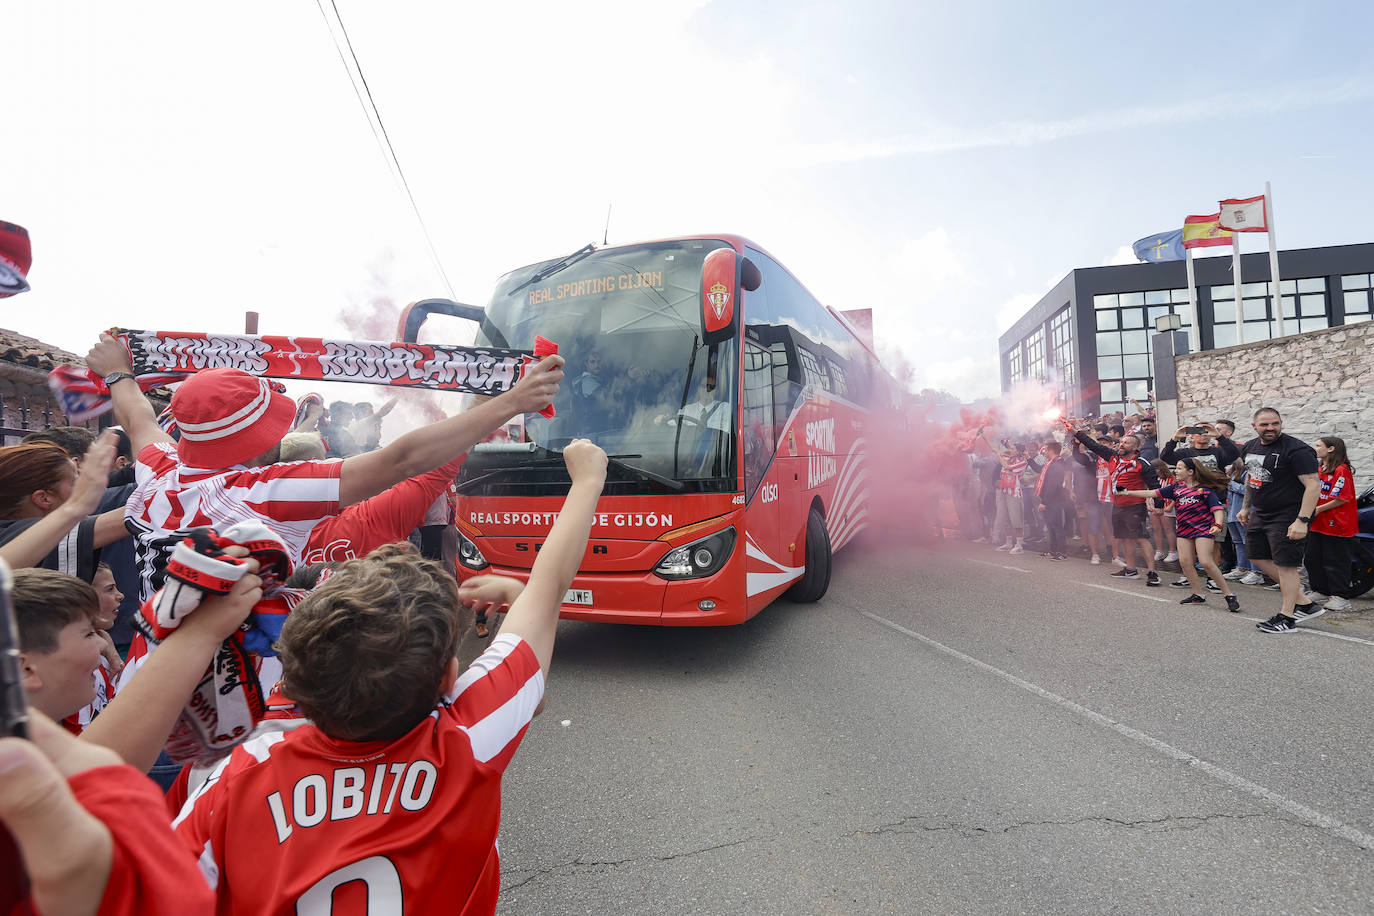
[
  {"x1": 454, "y1": 458, "x2": 565, "y2": 495},
  {"x1": 606, "y1": 454, "x2": 684, "y2": 491},
  {"x1": 507, "y1": 243, "x2": 596, "y2": 295}
]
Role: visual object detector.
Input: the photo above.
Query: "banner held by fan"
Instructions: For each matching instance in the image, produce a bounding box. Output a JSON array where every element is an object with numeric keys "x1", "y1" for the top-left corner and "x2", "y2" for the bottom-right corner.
[{"x1": 49, "y1": 330, "x2": 560, "y2": 423}]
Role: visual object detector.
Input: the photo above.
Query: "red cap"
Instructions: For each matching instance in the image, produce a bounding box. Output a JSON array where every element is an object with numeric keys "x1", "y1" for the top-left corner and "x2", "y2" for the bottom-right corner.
[
  {"x1": 0, "y1": 221, "x2": 32, "y2": 298},
  {"x1": 171, "y1": 368, "x2": 296, "y2": 469}
]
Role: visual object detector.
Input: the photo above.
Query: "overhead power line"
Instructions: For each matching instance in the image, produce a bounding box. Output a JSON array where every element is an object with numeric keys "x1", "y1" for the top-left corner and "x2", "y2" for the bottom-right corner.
[{"x1": 313, "y1": 0, "x2": 456, "y2": 299}]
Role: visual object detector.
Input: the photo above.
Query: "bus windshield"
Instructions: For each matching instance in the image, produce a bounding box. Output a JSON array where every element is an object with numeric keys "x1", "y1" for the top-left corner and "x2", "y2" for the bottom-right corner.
[{"x1": 471, "y1": 239, "x2": 738, "y2": 494}]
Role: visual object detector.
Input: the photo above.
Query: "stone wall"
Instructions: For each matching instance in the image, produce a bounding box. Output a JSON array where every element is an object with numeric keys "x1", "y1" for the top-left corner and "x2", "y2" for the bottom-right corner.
[{"x1": 1174, "y1": 321, "x2": 1374, "y2": 490}]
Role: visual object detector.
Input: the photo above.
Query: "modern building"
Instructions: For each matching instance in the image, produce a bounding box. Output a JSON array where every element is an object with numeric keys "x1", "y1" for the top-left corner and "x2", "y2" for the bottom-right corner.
[{"x1": 997, "y1": 242, "x2": 1374, "y2": 417}]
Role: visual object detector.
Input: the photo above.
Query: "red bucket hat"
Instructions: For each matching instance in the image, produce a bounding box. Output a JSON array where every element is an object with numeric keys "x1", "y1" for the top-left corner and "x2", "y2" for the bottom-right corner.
[
  {"x1": 171, "y1": 368, "x2": 296, "y2": 469},
  {"x1": 0, "y1": 221, "x2": 32, "y2": 298}
]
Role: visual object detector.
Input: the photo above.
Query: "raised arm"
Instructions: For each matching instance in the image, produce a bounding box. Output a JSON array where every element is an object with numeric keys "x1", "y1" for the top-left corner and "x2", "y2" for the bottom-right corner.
[
  {"x1": 337, "y1": 356, "x2": 563, "y2": 507},
  {"x1": 498, "y1": 440, "x2": 606, "y2": 676},
  {"x1": 80, "y1": 558, "x2": 262, "y2": 772},
  {"x1": 84, "y1": 333, "x2": 174, "y2": 454},
  {"x1": 0, "y1": 432, "x2": 119, "y2": 569},
  {"x1": 1073, "y1": 428, "x2": 1113, "y2": 460},
  {"x1": 1159, "y1": 437, "x2": 1179, "y2": 463}
]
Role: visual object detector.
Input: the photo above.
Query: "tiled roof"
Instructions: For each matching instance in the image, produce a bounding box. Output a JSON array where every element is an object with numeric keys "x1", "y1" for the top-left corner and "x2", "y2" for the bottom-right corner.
[{"x1": 0, "y1": 327, "x2": 84, "y2": 370}]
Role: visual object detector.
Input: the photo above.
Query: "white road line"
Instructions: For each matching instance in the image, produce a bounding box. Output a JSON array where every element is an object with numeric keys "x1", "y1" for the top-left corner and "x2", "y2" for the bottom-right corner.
[
  {"x1": 1081, "y1": 582, "x2": 1170, "y2": 603},
  {"x1": 1081, "y1": 583, "x2": 1374, "y2": 648},
  {"x1": 965, "y1": 557, "x2": 1030, "y2": 574},
  {"x1": 862, "y1": 610, "x2": 1374, "y2": 852}
]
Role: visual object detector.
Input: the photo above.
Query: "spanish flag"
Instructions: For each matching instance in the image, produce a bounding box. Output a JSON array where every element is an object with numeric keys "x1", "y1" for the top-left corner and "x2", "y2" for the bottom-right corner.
[{"x1": 1182, "y1": 213, "x2": 1233, "y2": 249}]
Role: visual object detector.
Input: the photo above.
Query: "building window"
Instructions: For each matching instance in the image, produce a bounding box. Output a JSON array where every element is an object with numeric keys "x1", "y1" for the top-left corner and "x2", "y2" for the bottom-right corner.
[
  {"x1": 1007, "y1": 346, "x2": 1023, "y2": 384},
  {"x1": 1025, "y1": 327, "x2": 1047, "y2": 383},
  {"x1": 1211, "y1": 278, "x2": 1328, "y2": 343},
  {"x1": 1092, "y1": 288, "x2": 1187, "y2": 414},
  {"x1": 1049, "y1": 306, "x2": 1075, "y2": 404},
  {"x1": 1341, "y1": 274, "x2": 1373, "y2": 324}
]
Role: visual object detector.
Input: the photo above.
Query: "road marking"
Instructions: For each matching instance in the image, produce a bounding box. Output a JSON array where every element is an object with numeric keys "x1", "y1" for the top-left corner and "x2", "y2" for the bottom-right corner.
[
  {"x1": 1082, "y1": 582, "x2": 1170, "y2": 603},
  {"x1": 1081, "y1": 583, "x2": 1374, "y2": 648},
  {"x1": 965, "y1": 557, "x2": 1029, "y2": 574},
  {"x1": 862, "y1": 610, "x2": 1374, "y2": 852}
]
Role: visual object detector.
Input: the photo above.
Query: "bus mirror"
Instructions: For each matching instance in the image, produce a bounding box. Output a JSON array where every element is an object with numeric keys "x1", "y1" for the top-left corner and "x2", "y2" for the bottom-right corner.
[
  {"x1": 740, "y1": 257, "x2": 761, "y2": 292},
  {"x1": 700, "y1": 248, "x2": 737, "y2": 342}
]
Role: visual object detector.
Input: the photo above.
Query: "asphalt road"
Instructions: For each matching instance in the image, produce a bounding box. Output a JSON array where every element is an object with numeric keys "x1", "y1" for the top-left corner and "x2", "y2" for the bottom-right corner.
[{"x1": 495, "y1": 538, "x2": 1374, "y2": 915}]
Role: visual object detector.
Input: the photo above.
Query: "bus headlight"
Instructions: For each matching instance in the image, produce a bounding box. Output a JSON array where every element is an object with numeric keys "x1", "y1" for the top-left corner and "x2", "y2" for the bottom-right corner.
[
  {"x1": 654, "y1": 527, "x2": 736, "y2": 580},
  {"x1": 456, "y1": 530, "x2": 489, "y2": 570}
]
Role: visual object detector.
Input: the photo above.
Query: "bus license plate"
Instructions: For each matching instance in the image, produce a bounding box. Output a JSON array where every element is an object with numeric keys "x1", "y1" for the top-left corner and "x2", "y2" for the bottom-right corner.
[{"x1": 563, "y1": 589, "x2": 593, "y2": 605}]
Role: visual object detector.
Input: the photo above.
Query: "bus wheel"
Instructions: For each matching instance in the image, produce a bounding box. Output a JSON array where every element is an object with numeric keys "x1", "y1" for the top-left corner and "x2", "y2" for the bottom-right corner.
[{"x1": 786, "y1": 507, "x2": 832, "y2": 603}]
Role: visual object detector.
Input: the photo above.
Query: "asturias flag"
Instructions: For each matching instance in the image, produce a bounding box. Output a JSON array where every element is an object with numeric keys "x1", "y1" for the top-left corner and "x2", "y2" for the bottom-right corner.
[
  {"x1": 1218, "y1": 195, "x2": 1267, "y2": 232},
  {"x1": 1182, "y1": 213, "x2": 1233, "y2": 249},
  {"x1": 1132, "y1": 230, "x2": 1185, "y2": 263}
]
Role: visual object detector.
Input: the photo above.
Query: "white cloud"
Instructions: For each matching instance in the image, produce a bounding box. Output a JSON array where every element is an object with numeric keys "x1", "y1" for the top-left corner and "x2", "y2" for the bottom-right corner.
[
  {"x1": 776, "y1": 79, "x2": 1374, "y2": 168},
  {"x1": 1103, "y1": 245, "x2": 1137, "y2": 266}
]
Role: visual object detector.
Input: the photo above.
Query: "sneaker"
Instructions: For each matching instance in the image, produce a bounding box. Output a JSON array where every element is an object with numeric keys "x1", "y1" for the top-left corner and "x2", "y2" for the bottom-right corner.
[
  {"x1": 972, "y1": 537, "x2": 990, "y2": 544},
  {"x1": 1256, "y1": 613, "x2": 1297, "y2": 634},
  {"x1": 1304, "y1": 591, "x2": 1330, "y2": 603},
  {"x1": 1112, "y1": 556, "x2": 1127, "y2": 567},
  {"x1": 995, "y1": 543, "x2": 1011, "y2": 551},
  {"x1": 1008, "y1": 545, "x2": 1024, "y2": 555},
  {"x1": 1240, "y1": 572, "x2": 1265, "y2": 586},
  {"x1": 1225, "y1": 595, "x2": 1241, "y2": 613},
  {"x1": 1154, "y1": 549, "x2": 1166, "y2": 561},
  {"x1": 1265, "y1": 580, "x2": 1281, "y2": 591},
  {"x1": 1109, "y1": 568, "x2": 1140, "y2": 579},
  {"x1": 1171, "y1": 576, "x2": 1191, "y2": 588},
  {"x1": 1291, "y1": 603, "x2": 1326, "y2": 622},
  {"x1": 1164, "y1": 551, "x2": 1178, "y2": 563},
  {"x1": 1325, "y1": 596, "x2": 1353, "y2": 612},
  {"x1": 1050, "y1": 553, "x2": 1068, "y2": 561},
  {"x1": 1090, "y1": 554, "x2": 1102, "y2": 565},
  {"x1": 1146, "y1": 571, "x2": 1161, "y2": 587},
  {"x1": 1205, "y1": 579, "x2": 1222, "y2": 592},
  {"x1": 1179, "y1": 594, "x2": 1206, "y2": 605},
  {"x1": 1223, "y1": 568, "x2": 1247, "y2": 581}
]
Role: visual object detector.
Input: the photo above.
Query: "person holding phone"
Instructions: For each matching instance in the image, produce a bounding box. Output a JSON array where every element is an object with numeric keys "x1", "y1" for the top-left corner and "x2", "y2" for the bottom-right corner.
[
  {"x1": 1118, "y1": 459, "x2": 1239, "y2": 610},
  {"x1": 1161, "y1": 423, "x2": 1240, "y2": 471}
]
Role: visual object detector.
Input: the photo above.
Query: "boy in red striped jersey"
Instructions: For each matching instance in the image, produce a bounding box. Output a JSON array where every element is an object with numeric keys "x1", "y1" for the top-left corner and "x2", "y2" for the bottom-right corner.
[{"x1": 172, "y1": 440, "x2": 607, "y2": 915}]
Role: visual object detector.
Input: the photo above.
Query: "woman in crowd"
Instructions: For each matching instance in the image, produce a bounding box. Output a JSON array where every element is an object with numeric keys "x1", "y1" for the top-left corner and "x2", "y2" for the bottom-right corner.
[
  {"x1": 1305, "y1": 436, "x2": 1358, "y2": 612},
  {"x1": 0, "y1": 436, "x2": 128, "y2": 581},
  {"x1": 1119, "y1": 458, "x2": 1240, "y2": 611}
]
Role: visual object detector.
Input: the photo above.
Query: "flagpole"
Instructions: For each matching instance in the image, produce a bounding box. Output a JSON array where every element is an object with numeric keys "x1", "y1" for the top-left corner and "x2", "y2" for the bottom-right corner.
[
  {"x1": 1231, "y1": 235, "x2": 1245, "y2": 344},
  {"x1": 1265, "y1": 181, "x2": 1284, "y2": 338},
  {"x1": 1184, "y1": 246, "x2": 1200, "y2": 352}
]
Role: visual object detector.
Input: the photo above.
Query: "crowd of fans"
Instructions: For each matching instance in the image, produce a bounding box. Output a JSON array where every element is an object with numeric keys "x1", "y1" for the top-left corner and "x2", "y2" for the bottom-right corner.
[
  {"x1": 952, "y1": 401, "x2": 1362, "y2": 634},
  {"x1": 1, "y1": 322, "x2": 591, "y2": 913}
]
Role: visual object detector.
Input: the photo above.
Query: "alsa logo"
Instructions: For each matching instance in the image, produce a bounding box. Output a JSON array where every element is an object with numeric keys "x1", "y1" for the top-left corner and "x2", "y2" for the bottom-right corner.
[
  {"x1": 517, "y1": 543, "x2": 609, "y2": 554},
  {"x1": 760, "y1": 483, "x2": 779, "y2": 504}
]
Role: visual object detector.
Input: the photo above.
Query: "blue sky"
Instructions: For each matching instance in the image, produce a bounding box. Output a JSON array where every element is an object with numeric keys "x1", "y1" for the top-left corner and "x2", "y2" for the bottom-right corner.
[{"x1": 6, "y1": 1, "x2": 1372, "y2": 400}]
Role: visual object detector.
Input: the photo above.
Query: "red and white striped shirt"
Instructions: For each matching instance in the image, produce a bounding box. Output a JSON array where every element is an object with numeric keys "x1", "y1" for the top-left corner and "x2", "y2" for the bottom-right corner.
[
  {"x1": 997, "y1": 459, "x2": 1028, "y2": 497},
  {"x1": 124, "y1": 443, "x2": 342, "y2": 601},
  {"x1": 173, "y1": 634, "x2": 544, "y2": 916}
]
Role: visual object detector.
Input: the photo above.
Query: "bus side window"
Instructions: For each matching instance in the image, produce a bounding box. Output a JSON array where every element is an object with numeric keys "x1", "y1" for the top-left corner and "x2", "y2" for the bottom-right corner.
[{"x1": 743, "y1": 341, "x2": 777, "y2": 499}]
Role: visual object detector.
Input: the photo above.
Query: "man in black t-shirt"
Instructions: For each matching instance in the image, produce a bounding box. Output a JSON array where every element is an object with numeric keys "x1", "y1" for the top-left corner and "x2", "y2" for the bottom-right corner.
[{"x1": 1238, "y1": 407, "x2": 1322, "y2": 633}]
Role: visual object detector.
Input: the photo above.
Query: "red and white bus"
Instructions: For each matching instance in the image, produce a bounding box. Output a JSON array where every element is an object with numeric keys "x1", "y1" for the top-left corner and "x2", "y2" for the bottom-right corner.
[{"x1": 404, "y1": 235, "x2": 891, "y2": 625}]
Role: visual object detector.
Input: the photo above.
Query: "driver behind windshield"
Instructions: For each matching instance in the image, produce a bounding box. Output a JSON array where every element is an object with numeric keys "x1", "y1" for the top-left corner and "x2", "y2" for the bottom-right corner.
[{"x1": 656, "y1": 374, "x2": 731, "y2": 432}]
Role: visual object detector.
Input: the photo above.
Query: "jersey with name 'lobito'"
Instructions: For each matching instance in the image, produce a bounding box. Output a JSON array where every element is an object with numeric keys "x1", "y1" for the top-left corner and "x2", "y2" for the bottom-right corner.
[{"x1": 173, "y1": 634, "x2": 544, "y2": 916}]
